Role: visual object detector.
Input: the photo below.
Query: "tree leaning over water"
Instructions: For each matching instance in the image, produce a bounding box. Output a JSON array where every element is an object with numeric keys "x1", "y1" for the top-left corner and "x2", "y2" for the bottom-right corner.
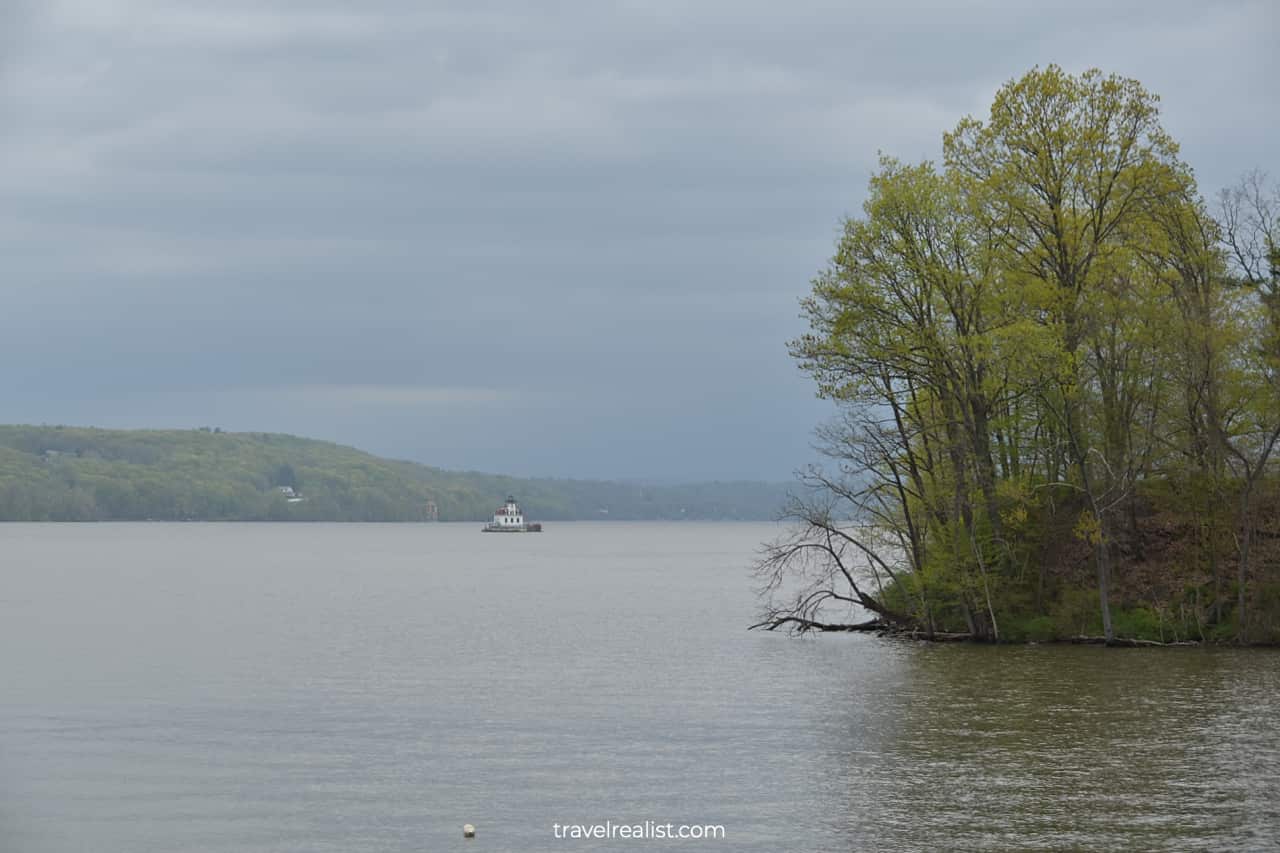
[{"x1": 756, "y1": 66, "x2": 1280, "y2": 644}]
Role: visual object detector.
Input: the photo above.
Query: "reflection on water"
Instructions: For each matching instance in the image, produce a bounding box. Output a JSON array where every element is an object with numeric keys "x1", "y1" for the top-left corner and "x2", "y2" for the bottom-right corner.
[
  {"x1": 0, "y1": 523, "x2": 1276, "y2": 852},
  {"x1": 831, "y1": 645, "x2": 1280, "y2": 850}
]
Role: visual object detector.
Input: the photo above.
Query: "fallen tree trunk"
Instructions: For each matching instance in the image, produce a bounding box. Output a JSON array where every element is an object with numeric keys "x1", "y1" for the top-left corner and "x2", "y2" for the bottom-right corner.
[
  {"x1": 1069, "y1": 635, "x2": 1202, "y2": 647},
  {"x1": 887, "y1": 629, "x2": 975, "y2": 642},
  {"x1": 752, "y1": 619, "x2": 1222, "y2": 645},
  {"x1": 748, "y1": 616, "x2": 887, "y2": 633}
]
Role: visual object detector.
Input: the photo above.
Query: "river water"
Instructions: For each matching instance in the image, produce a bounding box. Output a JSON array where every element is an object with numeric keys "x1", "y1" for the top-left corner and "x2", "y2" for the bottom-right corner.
[{"x1": 1, "y1": 522, "x2": 1277, "y2": 851}]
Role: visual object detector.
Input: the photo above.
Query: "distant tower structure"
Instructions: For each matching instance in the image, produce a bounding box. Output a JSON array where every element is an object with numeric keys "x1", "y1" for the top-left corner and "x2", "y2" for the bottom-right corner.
[
  {"x1": 480, "y1": 495, "x2": 542, "y2": 532},
  {"x1": 424, "y1": 500, "x2": 439, "y2": 521}
]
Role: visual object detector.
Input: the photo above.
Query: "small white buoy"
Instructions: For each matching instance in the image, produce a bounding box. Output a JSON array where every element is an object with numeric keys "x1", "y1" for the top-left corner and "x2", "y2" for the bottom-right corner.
[{"x1": 463, "y1": 824, "x2": 476, "y2": 839}]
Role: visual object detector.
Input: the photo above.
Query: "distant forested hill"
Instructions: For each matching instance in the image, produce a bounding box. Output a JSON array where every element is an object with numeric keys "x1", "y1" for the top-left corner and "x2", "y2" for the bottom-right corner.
[{"x1": 0, "y1": 425, "x2": 791, "y2": 522}]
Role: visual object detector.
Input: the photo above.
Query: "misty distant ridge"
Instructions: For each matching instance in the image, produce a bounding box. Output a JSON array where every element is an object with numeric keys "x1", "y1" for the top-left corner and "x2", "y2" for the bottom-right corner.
[{"x1": 0, "y1": 425, "x2": 792, "y2": 522}]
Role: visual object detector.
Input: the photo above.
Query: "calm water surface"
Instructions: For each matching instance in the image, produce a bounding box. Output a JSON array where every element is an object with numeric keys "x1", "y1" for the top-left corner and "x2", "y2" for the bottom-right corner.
[{"x1": 1, "y1": 523, "x2": 1277, "y2": 851}]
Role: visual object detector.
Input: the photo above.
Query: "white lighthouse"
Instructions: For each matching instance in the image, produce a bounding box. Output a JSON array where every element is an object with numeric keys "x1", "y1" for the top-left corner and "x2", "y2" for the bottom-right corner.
[
  {"x1": 482, "y1": 495, "x2": 542, "y2": 532},
  {"x1": 495, "y1": 495, "x2": 523, "y2": 528}
]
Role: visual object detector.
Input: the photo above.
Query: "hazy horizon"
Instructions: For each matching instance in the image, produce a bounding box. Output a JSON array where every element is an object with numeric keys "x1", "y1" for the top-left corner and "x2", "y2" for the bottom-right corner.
[{"x1": 3, "y1": 0, "x2": 1276, "y2": 481}]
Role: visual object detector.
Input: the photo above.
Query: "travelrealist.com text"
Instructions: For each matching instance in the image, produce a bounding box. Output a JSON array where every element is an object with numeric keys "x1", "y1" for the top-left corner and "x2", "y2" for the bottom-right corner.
[{"x1": 552, "y1": 821, "x2": 726, "y2": 840}]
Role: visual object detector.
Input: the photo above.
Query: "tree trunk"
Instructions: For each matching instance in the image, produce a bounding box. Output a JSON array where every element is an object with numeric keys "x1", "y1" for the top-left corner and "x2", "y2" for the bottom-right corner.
[
  {"x1": 1237, "y1": 509, "x2": 1251, "y2": 644},
  {"x1": 1095, "y1": 528, "x2": 1114, "y2": 643},
  {"x1": 1063, "y1": 393, "x2": 1116, "y2": 644}
]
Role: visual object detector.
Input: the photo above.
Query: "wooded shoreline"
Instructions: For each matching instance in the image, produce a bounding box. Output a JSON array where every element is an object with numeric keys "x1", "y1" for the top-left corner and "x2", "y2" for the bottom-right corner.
[
  {"x1": 750, "y1": 616, "x2": 1274, "y2": 647},
  {"x1": 0, "y1": 425, "x2": 790, "y2": 522},
  {"x1": 755, "y1": 66, "x2": 1280, "y2": 647}
]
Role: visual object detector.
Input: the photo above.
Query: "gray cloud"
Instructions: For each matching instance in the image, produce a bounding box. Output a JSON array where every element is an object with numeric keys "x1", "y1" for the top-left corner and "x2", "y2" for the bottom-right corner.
[{"x1": 2, "y1": 0, "x2": 1276, "y2": 479}]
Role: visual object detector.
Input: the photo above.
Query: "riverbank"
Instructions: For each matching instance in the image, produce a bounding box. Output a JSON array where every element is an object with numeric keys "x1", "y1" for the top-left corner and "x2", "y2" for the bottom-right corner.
[
  {"x1": 756, "y1": 480, "x2": 1280, "y2": 645},
  {"x1": 762, "y1": 618, "x2": 1273, "y2": 647}
]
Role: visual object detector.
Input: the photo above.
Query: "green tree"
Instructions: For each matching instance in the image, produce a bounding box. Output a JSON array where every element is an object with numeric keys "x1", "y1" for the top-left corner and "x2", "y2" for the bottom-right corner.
[
  {"x1": 757, "y1": 66, "x2": 1280, "y2": 646},
  {"x1": 943, "y1": 65, "x2": 1189, "y2": 642}
]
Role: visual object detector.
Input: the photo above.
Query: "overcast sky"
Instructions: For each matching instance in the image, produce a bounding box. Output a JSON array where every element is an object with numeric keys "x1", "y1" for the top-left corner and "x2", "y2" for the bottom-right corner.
[{"x1": 1, "y1": 1, "x2": 1276, "y2": 481}]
